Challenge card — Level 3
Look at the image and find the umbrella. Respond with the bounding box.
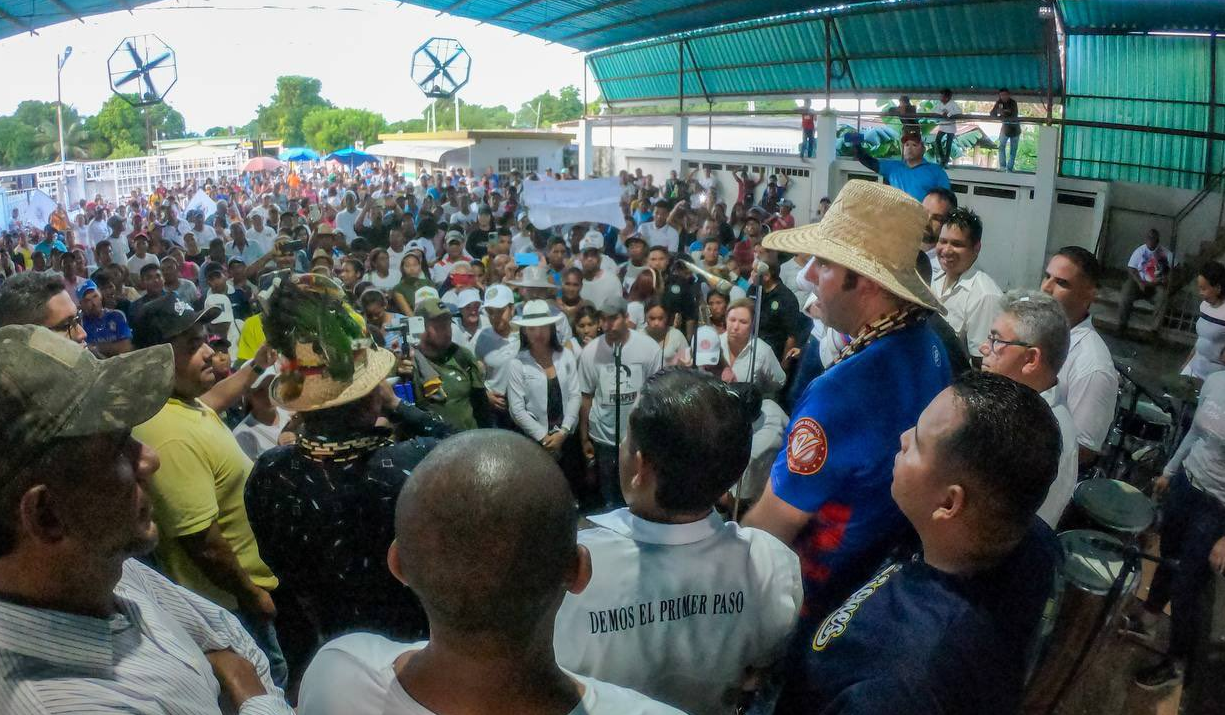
[242,156,284,173]
[325,147,379,169]
[279,147,320,162]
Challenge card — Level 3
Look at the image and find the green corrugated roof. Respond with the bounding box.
[589,0,1058,104]
[1057,0,1225,32]
[1060,33,1223,190]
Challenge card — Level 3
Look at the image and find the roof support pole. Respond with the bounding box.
[1044,14,1054,122]
[678,41,685,114]
[1207,33,1218,185]
[824,17,833,110]
[674,41,687,174]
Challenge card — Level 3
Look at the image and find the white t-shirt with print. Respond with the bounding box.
[297,634,684,715]
[578,332,662,446]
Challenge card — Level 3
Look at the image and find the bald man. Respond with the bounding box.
[297,430,683,715]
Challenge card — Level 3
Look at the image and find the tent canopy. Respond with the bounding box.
[325,147,379,167]
[279,147,320,162]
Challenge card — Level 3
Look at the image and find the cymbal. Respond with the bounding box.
[1160,374,1201,404]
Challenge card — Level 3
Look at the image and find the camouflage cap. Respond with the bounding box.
[0,325,174,467]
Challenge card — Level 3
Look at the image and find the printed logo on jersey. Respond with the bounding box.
[787,417,829,475]
[812,563,902,652]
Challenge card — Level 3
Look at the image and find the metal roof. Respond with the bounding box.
[1056,1,1225,33]
[588,0,1058,105]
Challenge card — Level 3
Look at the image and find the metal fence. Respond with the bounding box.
[0,151,246,207]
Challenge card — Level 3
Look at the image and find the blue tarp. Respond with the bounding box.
[279,147,320,162]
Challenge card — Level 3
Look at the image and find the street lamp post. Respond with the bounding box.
[56,46,73,202]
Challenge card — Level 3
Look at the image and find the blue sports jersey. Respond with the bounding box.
[770,319,952,624]
[82,309,132,346]
[876,159,951,202]
[775,520,1060,715]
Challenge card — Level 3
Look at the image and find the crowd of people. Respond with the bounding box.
[0,151,1222,715]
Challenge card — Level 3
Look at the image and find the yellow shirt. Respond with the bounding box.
[133,397,277,609]
[236,313,266,362]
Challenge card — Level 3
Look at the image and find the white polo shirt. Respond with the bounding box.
[554,509,803,715]
[1037,388,1081,527]
[932,265,1002,356]
[298,634,683,715]
[1057,315,1118,453]
[638,222,680,254]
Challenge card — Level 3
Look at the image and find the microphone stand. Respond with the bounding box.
[733,274,766,523]
[613,338,624,480]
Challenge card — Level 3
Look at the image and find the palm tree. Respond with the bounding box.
[32,119,91,163]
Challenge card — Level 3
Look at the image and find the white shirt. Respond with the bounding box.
[935,100,962,134]
[731,399,789,502]
[581,270,625,308]
[932,266,1002,356]
[472,327,520,395]
[1057,316,1118,452]
[87,218,109,248]
[368,270,400,292]
[298,634,682,715]
[719,334,786,397]
[1127,243,1175,284]
[232,409,291,462]
[510,232,535,254]
[638,222,680,254]
[334,208,360,241]
[388,246,410,275]
[779,258,808,307]
[0,559,290,715]
[554,509,803,715]
[578,332,663,446]
[507,348,582,441]
[249,225,276,253]
[192,224,217,247]
[1036,388,1081,528]
[127,252,160,276]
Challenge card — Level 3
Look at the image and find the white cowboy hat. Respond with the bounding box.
[762,180,944,314]
[512,300,564,328]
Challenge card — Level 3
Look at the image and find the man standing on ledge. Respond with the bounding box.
[745,180,953,632]
[853,130,950,203]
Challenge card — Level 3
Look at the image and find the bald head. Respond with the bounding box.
[393,430,578,643]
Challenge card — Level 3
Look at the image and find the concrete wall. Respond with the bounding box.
[1102,180,1224,272]
[463,138,568,175]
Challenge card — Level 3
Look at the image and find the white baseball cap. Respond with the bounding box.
[579,230,604,252]
[483,283,514,310]
[414,285,440,305]
[457,288,482,307]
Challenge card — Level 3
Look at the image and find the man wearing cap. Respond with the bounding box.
[580,231,624,308]
[768,199,797,232]
[431,230,475,284]
[0,269,87,344]
[0,325,294,715]
[620,232,651,293]
[472,283,520,423]
[413,297,491,432]
[246,275,449,647]
[744,180,953,631]
[579,295,664,509]
[79,278,133,356]
[853,130,951,203]
[130,294,288,686]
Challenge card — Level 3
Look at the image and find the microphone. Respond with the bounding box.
[680,255,733,294]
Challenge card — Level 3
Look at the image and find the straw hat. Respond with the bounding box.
[270,340,395,413]
[762,180,944,314]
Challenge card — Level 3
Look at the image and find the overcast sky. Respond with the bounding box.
[0,0,588,133]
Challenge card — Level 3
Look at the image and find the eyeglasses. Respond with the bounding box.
[984,332,1033,355]
[49,311,82,335]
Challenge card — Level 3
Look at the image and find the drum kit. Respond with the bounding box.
[1022,357,1193,713]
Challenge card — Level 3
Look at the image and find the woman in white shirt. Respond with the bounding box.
[1181,261,1225,381]
[641,297,691,367]
[366,248,401,291]
[506,300,586,498]
[719,298,785,397]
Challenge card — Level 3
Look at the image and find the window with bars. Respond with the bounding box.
[498,157,539,173]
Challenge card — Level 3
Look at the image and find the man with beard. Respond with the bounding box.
[0,325,292,714]
[246,273,451,650]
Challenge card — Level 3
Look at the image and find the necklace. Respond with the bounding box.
[834,305,927,365]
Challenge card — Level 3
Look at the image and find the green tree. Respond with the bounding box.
[14,100,77,130]
[205,126,232,137]
[31,119,91,162]
[0,116,37,168]
[256,76,332,146]
[425,98,513,130]
[94,95,186,150]
[108,142,144,160]
[300,107,386,153]
[386,118,428,133]
[517,85,584,128]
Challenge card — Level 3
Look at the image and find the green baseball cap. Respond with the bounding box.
[415,297,453,321]
[0,325,174,464]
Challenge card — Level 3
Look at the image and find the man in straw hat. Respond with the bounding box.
[0,325,293,714]
[245,273,451,648]
[744,180,954,629]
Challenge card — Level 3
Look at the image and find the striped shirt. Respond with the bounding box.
[0,559,292,715]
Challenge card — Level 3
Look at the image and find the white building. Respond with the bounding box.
[369,130,574,180]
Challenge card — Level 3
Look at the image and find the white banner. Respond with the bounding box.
[13,190,56,231]
[184,189,217,219]
[520,177,623,229]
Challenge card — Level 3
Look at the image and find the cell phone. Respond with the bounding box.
[281,239,306,253]
[488,231,498,242]
[407,316,426,337]
[514,252,538,267]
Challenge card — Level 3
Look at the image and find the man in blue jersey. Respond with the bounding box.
[774,372,1062,714]
[744,179,954,630]
[854,130,951,202]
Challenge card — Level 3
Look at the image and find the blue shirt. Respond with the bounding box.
[770,319,952,624]
[82,309,131,345]
[776,521,1059,715]
[876,159,951,202]
[33,239,67,255]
